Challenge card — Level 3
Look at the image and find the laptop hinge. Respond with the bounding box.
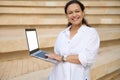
[30,48,39,54]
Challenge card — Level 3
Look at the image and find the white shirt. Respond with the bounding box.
[48,24,100,80]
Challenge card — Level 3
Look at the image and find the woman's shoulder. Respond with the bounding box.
[59,26,70,34]
[57,27,68,37]
[83,25,98,34]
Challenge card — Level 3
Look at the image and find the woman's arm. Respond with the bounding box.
[66,55,80,64]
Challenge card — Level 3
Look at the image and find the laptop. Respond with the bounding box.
[25,29,58,64]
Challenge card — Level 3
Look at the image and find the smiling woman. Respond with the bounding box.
[46,0,100,80]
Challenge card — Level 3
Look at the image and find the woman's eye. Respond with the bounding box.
[76,10,80,13]
[68,12,72,14]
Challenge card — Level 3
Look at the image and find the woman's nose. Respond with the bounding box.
[72,12,77,17]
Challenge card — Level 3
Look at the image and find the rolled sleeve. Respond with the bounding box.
[78,31,100,67]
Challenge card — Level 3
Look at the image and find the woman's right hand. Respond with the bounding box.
[45,53,62,62]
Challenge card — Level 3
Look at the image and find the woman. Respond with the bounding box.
[46,0,100,80]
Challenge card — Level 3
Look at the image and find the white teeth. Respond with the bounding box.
[73,18,78,21]
[72,17,79,21]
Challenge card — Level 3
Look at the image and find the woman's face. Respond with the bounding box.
[66,3,84,26]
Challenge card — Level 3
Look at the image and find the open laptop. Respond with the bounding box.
[25,29,58,64]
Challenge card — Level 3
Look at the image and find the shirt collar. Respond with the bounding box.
[62,25,72,33]
[63,24,88,33]
[77,24,88,32]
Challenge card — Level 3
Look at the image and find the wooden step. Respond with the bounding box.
[0,27,120,52]
[0,51,53,80]
[96,26,120,41]
[0,28,63,52]
[0,1,119,7]
[0,15,119,25]
[97,69,120,80]
[0,26,119,42]
[91,40,120,80]
[0,40,119,80]
[0,7,119,15]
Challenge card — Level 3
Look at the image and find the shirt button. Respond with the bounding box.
[68,41,70,43]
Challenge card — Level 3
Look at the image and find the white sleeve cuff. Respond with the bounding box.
[78,53,87,67]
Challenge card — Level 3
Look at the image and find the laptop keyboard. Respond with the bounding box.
[34,51,47,58]
[31,50,58,63]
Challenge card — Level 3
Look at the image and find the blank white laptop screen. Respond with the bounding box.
[26,31,38,51]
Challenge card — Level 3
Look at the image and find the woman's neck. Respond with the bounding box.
[70,24,82,31]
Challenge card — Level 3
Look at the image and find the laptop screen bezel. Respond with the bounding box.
[25,29,40,54]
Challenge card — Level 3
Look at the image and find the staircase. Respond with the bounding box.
[0,0,120,80]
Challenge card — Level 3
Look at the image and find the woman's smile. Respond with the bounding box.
[72,16,80,22]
